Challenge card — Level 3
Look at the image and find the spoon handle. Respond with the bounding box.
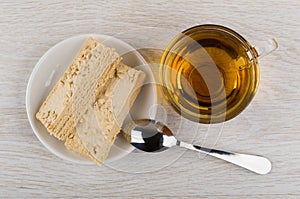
[177,141,272,174]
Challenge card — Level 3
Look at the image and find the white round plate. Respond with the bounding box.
[26,34,157,164]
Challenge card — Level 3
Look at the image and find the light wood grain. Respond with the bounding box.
[0,0,300,198]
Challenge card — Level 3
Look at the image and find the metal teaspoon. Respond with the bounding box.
[122,119,272,174]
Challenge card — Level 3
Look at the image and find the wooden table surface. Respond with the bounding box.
[1,0,299,198]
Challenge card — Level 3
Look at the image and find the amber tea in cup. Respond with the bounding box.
[160,24,277,123]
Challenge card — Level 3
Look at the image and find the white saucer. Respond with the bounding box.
[26,34,157,164]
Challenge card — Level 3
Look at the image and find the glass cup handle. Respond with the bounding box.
[252,38,278,58]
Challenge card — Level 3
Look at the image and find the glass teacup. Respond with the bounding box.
[160,24,278,123]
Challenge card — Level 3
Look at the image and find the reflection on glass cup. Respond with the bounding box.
[160,24,278,123]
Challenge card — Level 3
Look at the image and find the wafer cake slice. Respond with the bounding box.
[66,63,145,163]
